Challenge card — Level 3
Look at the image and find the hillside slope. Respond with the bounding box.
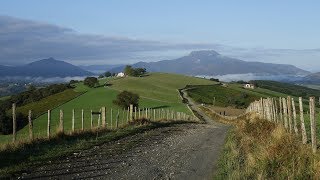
[0,73,214,144]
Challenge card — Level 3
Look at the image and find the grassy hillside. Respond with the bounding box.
[0,73,214,144]
[252,80,320,99]
[187,85,260,108]
[11,89,83,118]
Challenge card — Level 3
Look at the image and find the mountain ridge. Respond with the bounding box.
[0,58,93,77]
[109,50,309,76]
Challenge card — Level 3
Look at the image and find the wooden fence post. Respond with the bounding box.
[287,96,293,133]
[134,107,137,120]
[130,104,133,121]
[282,98,288,129]
[138,108,141,119]
[309,97,317,153]
[145,108,148,119]
[90,110,93,129]
[12,103,16,143]
[116,109,119,128]
[299,97,307,144]
[127,107,130,122]
[98,109,101,128]
[291,98,298,135]
[110,108,113,129]
[101,107,106,128]
[28,110,33,141]
[72,109,75,132]
[279,97,283,124]
[81,109,84,131]
[154,109,156,120]
[47,110,51,138]
[59,109,64,133]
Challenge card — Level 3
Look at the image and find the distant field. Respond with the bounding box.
[109,73,215,112]
[0,73,214,144]
[252,80,320,99]
[12,89,83,118]
[0,96,10,101]
[187,85,261,108]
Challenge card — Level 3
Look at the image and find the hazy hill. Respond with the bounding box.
[110,50,309,76]
[302,72,320,83]
[0,58,93,77]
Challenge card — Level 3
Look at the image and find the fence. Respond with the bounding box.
[246,96,318,153]
[10,104,196,144]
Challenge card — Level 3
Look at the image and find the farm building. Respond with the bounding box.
[116,72,125,77]
[243,83,255,89]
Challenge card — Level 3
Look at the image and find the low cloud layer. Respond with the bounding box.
[0,15,320,71]
[0,15,214,65]
[198,73,304,82]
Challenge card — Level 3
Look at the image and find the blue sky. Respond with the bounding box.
[0,0,320,70]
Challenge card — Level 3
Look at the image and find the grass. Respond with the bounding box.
[252,80,320,99]
[0,96,10,101]
[214,114,320,179]
[12,89,84,118]
[0,120,195,178]
[187,84,261,108]
[0,73,213,145]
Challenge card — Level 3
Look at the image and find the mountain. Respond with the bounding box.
[0,58,94,77]
[110,50,309,76]
[302,72,320,84]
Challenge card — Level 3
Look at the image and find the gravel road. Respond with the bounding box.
[19,90,229,180]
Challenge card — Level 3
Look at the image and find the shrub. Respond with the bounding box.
[113,91,139,109]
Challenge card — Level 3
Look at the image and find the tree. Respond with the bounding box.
[98,74,104,79]
[104,71,112,77]
[113,91,139,109]
[124,65,134,76]
[84,77,99,88]
[123,65,147,77]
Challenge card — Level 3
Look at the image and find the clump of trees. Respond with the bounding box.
[84,77,99,88]
[113,91,139,109]
[124,65,147,77]
[209,78,220,82]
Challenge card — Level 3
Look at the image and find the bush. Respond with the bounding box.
[113,91,139,109]
[84,77,99,88]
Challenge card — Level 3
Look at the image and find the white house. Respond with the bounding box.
[116,72,125,77]
[244,83,255,89]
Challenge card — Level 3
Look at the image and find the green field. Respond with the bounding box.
[0,73,214,144]
[187,85,260,108]
[0,96,10,101]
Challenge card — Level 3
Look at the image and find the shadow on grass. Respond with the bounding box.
[0,119,196,178]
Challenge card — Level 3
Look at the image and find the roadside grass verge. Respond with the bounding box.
[0,119,196,178]
[215,115,320,179]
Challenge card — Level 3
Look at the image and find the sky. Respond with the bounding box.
[0,0,320,71]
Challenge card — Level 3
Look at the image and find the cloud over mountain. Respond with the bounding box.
[0,15,214,65]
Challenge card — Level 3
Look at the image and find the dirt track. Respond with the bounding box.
[19,90,229,179]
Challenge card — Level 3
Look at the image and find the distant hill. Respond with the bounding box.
[79,64,124,74]
[0,58,93,77]
[302,72,320,84]
[110,50,309,76]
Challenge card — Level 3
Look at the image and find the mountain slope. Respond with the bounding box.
[302,72,320,83]
[0,58,93,77]
[110,50,309,76]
